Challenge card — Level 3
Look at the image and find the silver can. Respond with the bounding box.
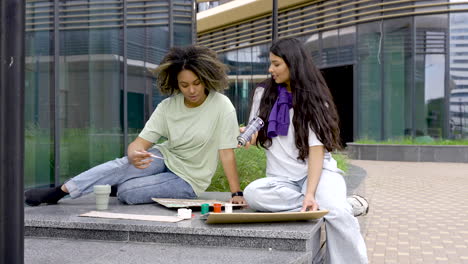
[237,117,264,146]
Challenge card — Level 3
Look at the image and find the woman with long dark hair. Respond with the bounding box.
[26,45,246,206]
[242,38,368,263]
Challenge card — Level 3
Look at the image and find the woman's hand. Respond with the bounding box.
[128,150,152,169]
[230,195,247,205]
[237,127,258,149]
[301,194,319,212]
[127,137,154,169]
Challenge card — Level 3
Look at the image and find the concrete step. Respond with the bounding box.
[25,237,315,264]
[25,192,325,256]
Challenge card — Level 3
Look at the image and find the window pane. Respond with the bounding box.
[339,26,356,64]
[383,18,412,138]
[59,28,123,182]
[174,23,192,46]
[415,15,448,139]
[449,12,468,138]
[237,46,253,124]
[251,43,269,82]
[127,26,169,142]
[25,29,54,188]
[357,22,382,140]
[322,29,339,66]
[304,33,321,66]
[223,50,239,121]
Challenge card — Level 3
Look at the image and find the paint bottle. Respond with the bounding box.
[201,203,210,215]
[224,203,233,213]
[213,203,222,213]
[237,117,264,146]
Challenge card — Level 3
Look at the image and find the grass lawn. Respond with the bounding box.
[207,147,348,192]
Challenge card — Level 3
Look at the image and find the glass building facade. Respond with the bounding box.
[25,0,194,188]
[198,0,468,145]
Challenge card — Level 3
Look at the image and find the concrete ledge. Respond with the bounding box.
[25,193,324,253]
[26,237,313,264]
[347,143,468,163]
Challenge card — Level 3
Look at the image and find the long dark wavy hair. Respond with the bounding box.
[153,45,229,95]
[256,38,341,160]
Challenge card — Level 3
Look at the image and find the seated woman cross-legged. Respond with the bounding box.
[240,38,368,264]
[25,45,246,206]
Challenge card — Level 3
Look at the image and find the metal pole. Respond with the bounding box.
[169,0,174,47]
[444,24,450,139]
[192,0,197,44]
[0,0,25,263]
[272,0,278,42]
[123,0,128,154]
[53,0,60,186]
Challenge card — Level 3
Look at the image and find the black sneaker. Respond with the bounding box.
[24,186,66,206]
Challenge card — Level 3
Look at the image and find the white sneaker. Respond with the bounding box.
[347,194,369,217]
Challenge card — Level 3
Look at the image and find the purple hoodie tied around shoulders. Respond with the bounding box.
[267,85,292,137]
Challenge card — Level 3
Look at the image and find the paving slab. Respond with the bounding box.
[352,160,468,264]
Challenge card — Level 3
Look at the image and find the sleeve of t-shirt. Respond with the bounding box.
[248,86,265,122]
[218,109,239,150]
[138,102,166,143]
[308,127,324,147]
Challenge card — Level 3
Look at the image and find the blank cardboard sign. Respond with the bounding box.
[205,210,329,224]
[152,198,243,208]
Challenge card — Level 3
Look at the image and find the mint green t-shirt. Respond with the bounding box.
[138,91,239,195]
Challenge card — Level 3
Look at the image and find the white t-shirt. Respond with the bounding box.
[249,87,342,181]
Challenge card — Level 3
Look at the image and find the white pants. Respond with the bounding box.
[244,170,368,264]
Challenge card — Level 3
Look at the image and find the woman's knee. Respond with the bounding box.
[244,178,269,203]
[117,190,144,205]
[320,201,353,220]
[116,181,153,204]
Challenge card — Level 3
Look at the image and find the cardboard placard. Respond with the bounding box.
[152,198,243,208]
[80,211,183,223]
[204,210,329,224]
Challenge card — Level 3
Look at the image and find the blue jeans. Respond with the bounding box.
[64,149,196,204]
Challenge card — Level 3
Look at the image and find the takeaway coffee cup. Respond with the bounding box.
[93,185,111,210]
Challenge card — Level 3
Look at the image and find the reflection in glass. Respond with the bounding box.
[174,24,192,46]
[223,49,238,120]
[59,28,124,183]
[304,33,321,66]
[24,0,191,189]
[339,26,356,64]
[322,29,339,66]
[251,44,269,77]
[450,13,468,138]
[237,47,253,124]
[128,26,169,142]
[383,18,412,139]
[25,30,54,188]
[357,22,382,140]
[415,15,447,139]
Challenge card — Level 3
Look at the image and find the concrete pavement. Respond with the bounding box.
[351,160,468,264]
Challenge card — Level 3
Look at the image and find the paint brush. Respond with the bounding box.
[149,153,165,160]
[136,151,165,160]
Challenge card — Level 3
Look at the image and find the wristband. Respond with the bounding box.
[231,191,243,197]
